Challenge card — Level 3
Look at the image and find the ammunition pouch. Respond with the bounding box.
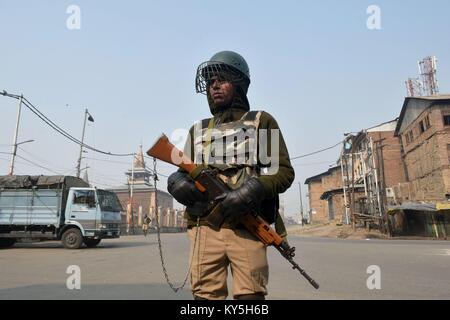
[186,201,210,217]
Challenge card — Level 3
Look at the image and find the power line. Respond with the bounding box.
[88,171,126,185]
[86,154,169,181]
[143,137,342,162]
[1,91,134,157]
[292,160,337,167]
[17,146,74,173]
[15,154,66,175]
[84,157,130,165]
[0,157,65,175]
[12,154,117,188]
[2,91,346,166]
[144,155,175,167]
[18,147,126,184]
[139,154,170,178]
[145,164,169,178]
[87,178,117,188]
[290,141,342,161]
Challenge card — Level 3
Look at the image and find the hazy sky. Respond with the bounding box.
[1,0,449,216]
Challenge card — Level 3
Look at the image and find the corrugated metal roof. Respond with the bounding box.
[304,166,340,185]
[395,95,450,136]
[388,201,445,213]
[366,119,398,132]
[409,95,450,100]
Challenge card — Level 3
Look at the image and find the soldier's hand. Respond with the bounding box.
[220,178,266,222]
[167,171,207,207]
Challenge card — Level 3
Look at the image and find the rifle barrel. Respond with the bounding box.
[277,246,320,290]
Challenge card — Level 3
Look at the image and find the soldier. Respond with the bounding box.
[167,51,295,300]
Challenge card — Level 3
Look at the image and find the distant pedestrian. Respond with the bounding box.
[142,215,151,236]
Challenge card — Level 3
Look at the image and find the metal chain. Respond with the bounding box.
[152,157,200,293]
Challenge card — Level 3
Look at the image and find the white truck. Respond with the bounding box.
[0,175,122,249]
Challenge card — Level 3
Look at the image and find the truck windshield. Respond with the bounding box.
[97,190,123,212]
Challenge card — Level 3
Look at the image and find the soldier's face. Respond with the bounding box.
[209,76,235,108]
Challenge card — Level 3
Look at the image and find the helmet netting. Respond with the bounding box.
[195,61,247,94]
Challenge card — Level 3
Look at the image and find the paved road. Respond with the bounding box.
[0,233,449,300]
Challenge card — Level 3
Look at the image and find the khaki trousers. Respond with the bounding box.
[187,225,268,300]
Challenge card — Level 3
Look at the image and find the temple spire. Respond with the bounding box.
[134,144,146,169]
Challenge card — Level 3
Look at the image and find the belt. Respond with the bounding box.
[187,221,245,230]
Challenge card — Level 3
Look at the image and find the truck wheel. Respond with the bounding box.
[62,228,83,249]
[84,238,101,248]
[0,238,16,248]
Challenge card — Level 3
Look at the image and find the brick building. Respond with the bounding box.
[305,166,343,224]
[304,96,450,238]
[305,119,407,228]
[387,95,450,239]
[340,120,407,230]
[394,95,450,202]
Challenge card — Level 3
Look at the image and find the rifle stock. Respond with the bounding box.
[146,133,319,289]
[147,134,206,192]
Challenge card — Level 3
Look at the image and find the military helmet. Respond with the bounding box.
[195,51,250,94]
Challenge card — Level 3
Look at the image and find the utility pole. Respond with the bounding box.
[376,135,390,235]
[340,149,350,225]
[130,153,135,234]
[350,150,356,230]
[298,182,304,225]
[76,109,94,178]
[8,95,23,175]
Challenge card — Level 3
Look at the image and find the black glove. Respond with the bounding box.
[167,171,206,207]
[220,178,266,224]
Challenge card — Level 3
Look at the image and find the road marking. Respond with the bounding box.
[434,249,450,256]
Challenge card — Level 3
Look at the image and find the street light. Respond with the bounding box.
[80,165,90,184]
[79,165,90,172]
[8,139,35,175]
[76,109,94,178]
[16,139,35,146]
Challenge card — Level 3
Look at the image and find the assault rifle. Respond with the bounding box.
[147,134,319,289]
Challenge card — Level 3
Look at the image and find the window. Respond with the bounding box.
[419,121,425,133]
[421,115,432,133]
[73,190,96,207]
[419,115,432,134]
[425,115,431,129]
[444,115,450,126]
[405,130,414,144]
[97,190,123,212]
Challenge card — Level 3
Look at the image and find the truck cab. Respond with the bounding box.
[63,188,122,248]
